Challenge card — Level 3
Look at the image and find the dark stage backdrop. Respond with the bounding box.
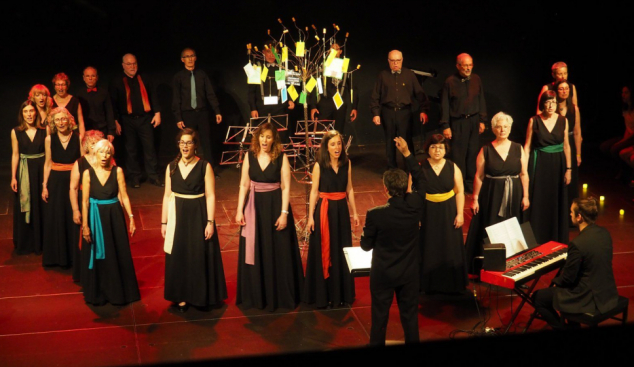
[2,1,629,165]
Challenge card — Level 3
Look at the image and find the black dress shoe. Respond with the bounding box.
[130,178,141,189]
[178,302,189,313]
[149,178,164,187]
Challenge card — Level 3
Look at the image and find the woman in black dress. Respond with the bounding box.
[555,81,582,220]
[161,128,227,312]
[81,139,139,306]
[11,101,47,255]
[525,91,571,244]
[28,84,53,127]
[304,130,360,308]
[465,112,529,274]
[42,107,82,268]
[51,73,85,140]
[235,122,304,311]
[70,130,104,282]
[537,62,578,113]
[419,134,467,293]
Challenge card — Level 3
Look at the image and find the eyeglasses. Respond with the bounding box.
[123,62,137,66]
[545,101,558,106]
[388,59,402,63]
[182,55,196,59]
[53,117,69,123]
[54,83,67,87]
[178,141,195,146]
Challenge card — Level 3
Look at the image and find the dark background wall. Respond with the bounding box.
[2,0,630,164]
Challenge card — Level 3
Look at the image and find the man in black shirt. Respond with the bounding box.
[173,48,222,169]
[370,50,429,169]
[109,53,163,188]
[309,43,358,135]
[76,66,116,142]
[361,137,424,346]
[440,53,487,191]
[532,197,619,329]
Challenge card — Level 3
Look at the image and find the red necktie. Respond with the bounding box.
[87,87,97,92]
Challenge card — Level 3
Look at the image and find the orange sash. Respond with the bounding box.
[52,162,73,171]
[123,75,151,114]
[319,192,347,279]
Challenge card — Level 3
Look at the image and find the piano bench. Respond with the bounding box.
[560,296,629,327]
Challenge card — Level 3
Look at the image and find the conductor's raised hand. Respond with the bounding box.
[394,136,410,156]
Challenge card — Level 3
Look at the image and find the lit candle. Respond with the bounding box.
[620,209,625,216]
[600,196,605,202]
[583,183,588,189]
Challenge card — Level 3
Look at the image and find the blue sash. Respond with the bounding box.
[89,197,120,269]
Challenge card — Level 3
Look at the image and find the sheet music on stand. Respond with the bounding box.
[343,247,372,277]
[485,217,528,258]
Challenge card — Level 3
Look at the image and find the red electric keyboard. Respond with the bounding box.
[480,241,568,289]
[479,241,568,334]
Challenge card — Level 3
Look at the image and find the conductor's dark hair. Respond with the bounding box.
[383,169,408,197]
[318,130,348,169]
[572,197,599,224]
[423,134,450,155]
[538,90,557,111]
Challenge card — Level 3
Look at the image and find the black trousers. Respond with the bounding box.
[120,114,159,181]
[315,99,349,135]
[182,109,215,167]
[449,115,480,185]
[370,278,420,346]
[532,287,565,329]
[381,106,413,169]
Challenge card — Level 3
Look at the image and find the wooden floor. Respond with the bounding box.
[0,144,632,366]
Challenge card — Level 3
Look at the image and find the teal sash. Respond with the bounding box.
[89,197,120,269]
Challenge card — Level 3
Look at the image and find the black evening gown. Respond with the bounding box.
[563,103,579,221]
[42,132,81,267]
[82,167,140,305]
[236,151,304,311]
[52,96,81,125]
[13,128,46,255]
[73,156,92,282]
[303,161,355,307]
[419,159,467,293]
[527,115,569,244]
[465,142,524,274]
[164,159,227,307]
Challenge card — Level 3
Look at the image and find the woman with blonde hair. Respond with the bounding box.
[42,107,82,268]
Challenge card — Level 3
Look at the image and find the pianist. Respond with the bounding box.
[532,197,619,329]
[361,137,425,346]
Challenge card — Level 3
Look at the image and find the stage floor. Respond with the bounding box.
[1,144,632,366]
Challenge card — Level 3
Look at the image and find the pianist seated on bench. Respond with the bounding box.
[532,197,619,330]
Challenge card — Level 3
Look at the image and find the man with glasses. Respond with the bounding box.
[370,50,429,169]
[439,53,487,193]
[109,53,163,188]
[172,48,222,175]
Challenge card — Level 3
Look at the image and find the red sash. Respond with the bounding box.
[319,192,347,279]
[123,75,151,114]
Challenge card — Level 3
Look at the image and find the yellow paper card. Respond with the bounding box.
[287,85,299,101]
[305,77,317,93]
[248,66,261,84]
[342,58,350,73]
[333,91,343,110]
[261,65,269,82]
[325,49,337,67]
[282,47,288,62]
[296,42,305,57]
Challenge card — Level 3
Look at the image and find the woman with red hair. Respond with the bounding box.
[51,73,85,140]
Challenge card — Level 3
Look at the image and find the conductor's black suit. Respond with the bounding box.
[361,154,424,346]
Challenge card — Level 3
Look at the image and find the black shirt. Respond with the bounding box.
[247,63,285,112]
[172,68,221,121]
[440,73,487,129]
[76,86,115,135]
[370,67,429,116]
[109,72,160,120]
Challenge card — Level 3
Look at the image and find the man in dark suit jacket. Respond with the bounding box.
[533,197,619,329]
[361,137,424,346]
